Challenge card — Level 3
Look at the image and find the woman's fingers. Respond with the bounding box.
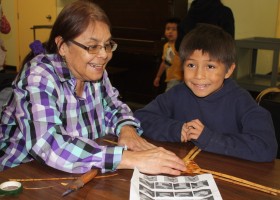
[118,147,186,175]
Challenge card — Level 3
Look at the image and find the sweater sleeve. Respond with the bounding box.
[193,94,278,162]
[134,92,184,142]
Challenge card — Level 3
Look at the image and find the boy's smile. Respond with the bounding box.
[183,50,235,97]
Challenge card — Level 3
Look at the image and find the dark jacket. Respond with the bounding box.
[176,0,235,50]
[134,79,278,162]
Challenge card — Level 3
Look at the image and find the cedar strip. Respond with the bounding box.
[10,173,118,182]
[95,173,118,179]
[183,146,199,162]
[189,148,201,160]
[10,177,77,182]
[24,186,55,190]
[200,169,280,195]
[210,174,277,196]
[102,139,118,145]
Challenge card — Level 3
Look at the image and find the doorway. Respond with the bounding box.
[16,0,56,71]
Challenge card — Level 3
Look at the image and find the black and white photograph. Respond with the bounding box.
[193,189,212,197]
[139,192,154,200]
[174,182,191,190]
[140,177,155,189]
[191,180,209,189]
[143,175,158,182]
[184,175,199,182]
[174,191,193,197]
[164,176,178,183]
[139,184,155,197]
[155,182,173,190]
[156,191,175,198]
[200,196,215,200]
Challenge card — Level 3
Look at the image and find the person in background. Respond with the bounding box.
[135,24,278,162]
[153,18,183,92]
[0,0,15,112]
[0,0,11,73]
[0,0,186,175]
[176,0,234,50]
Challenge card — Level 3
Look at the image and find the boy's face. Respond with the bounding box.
[183,50,235,97]
[165,23,178,42]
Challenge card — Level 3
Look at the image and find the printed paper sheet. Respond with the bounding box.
[130,168,223,200]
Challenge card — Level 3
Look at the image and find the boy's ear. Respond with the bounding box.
[225,63,236,79]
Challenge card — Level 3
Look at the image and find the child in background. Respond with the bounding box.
[135,24,278,162]
[153,18,183,92]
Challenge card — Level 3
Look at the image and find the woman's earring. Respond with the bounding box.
[60,55,68,68]
[62,55,67,64]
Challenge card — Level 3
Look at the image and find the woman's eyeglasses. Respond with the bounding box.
[69,40,118,54]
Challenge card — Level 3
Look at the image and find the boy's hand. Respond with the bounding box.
[153,77,160,87]
[181,119,204,142]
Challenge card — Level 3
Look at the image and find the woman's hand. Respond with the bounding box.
[118,125,155,151]
[118,147,186,175]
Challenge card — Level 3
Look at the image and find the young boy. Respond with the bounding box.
[135,24,278,162]
[153,18,183,92]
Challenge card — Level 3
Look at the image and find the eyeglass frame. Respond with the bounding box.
[69,39,118,54]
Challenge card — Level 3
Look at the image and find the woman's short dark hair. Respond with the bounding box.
[46,0,111,53]
[20,0,111,71]
[179,23,236,70]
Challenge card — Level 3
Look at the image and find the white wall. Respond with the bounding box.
[223,0,279,74]
[223,0,279,39]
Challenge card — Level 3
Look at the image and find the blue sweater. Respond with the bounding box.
[134,79,278,162]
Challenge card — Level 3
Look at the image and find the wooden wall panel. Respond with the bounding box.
[94,0,188,104]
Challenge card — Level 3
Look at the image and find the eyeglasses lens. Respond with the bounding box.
[88,42,117,54]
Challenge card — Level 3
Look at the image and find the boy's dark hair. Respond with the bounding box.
[179,23,236,70]
[165,17,181,25]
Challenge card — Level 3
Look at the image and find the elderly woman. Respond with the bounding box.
[0,0,186,175]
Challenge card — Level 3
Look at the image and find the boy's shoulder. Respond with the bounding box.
[163,42,176,52]
[221,79,254,102]
[163,42,170,47]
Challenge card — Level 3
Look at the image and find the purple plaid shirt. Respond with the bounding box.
[0,54,142,173]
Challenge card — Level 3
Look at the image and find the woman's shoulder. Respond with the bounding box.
[18,54,67,84]
[224,79,257,106]
[29,54,71,80]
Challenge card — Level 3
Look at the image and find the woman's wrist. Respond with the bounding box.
[117,150,133,170]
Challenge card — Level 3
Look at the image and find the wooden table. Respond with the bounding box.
[0,135,279,200]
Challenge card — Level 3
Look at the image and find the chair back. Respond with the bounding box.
[256,86,280,159]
